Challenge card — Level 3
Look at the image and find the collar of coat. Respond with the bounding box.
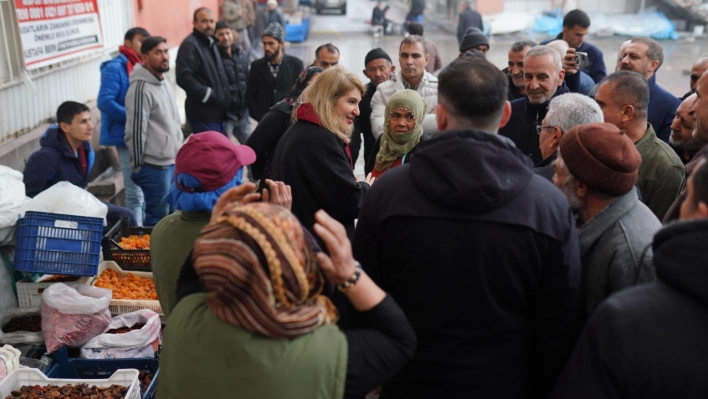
[578,189,638,255]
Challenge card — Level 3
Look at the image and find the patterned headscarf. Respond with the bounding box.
[192,202,338,339]
[375,90,427,172]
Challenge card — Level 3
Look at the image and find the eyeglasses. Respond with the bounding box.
[536,125,556,135]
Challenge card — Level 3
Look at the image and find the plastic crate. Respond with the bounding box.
[102,218,152,271]
[0,368,141,399]
[15,211,103,276]
[92,262,165,323]
[17,277,91,307]
[51,347,159,399]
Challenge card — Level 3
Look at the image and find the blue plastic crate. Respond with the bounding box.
[15,211,103,276]
[51,347,159,399]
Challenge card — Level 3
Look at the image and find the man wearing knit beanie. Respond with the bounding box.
[553,122,661,316]
[459,27,489,57]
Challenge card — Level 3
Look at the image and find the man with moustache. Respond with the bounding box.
[680,56,708,100]
[670,94,702,165]
[503,40,537,101]
[351,48,395,169]
[246,23,304,122]
[176,7,231,134]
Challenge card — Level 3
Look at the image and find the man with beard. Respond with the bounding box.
[680,56,708,100]
[503,40,536,101]
[552,123,659,317]
[215,21,251,144]
[351,48,395,169]
[670,94,702,164]
[176,7,231,134]
[595,71,684,221]
[246,23,304,122]
[125,37,183,226]
[499,45,569,164]
[618,36,680,143]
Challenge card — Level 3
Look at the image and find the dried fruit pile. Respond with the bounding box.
[5,383,128,399]
[94,270,157,300]
[138,372,154,394]
[118,235,150,250]
[3,316,41,333]
[106,324,146,335]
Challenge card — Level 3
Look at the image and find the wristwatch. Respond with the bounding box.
[337,261,363,292]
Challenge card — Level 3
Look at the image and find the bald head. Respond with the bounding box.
[690,56,708,94]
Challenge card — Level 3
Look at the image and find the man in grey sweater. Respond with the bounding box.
[553,122,660,316]
[125,36,182,226]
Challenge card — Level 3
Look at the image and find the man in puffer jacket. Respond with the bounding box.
[125,37,182,227]
[215,21,251,143]
[370,35,438,137]
[97,27,149,226]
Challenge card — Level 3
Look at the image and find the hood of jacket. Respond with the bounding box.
[100,54,127,72]
[40,125,95,177]
[129,63,163,85]
[653,219,708,308]
[410,129,534,213]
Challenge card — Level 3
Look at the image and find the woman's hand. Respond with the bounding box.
[262,179,293,210]
[313,210,357,285]
[365,173,376,186]
[211,182,260,223]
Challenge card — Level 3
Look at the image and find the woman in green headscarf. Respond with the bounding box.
[366,90,430,178]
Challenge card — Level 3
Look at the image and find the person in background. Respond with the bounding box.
[220,0,253,55]
[458,27,489,56]
[352,48,395,172]
[546,39,593,95]
[499,45,570,164]
[407,23,441,74]
[23,101,137,230]
[215,21,251,144]
[553,123,659,316]
[404,0,425,31]
[98,27,149,226]
[550,152,708,399]
[372,1,388,35]
[366,90,429,178]
[312,43,340,69]
[354,57,582,399]
[595,71,684,220]
[681,55,708,100]
[246,23,304,121]
[176,7,231,134]
[503,40,537,101]
[125,36,182,227]
[535,93,603,180]
[247,66,323,183]
[670,94,702,165]
[619,36,680,143]
[265,0,286,28]
[457,1,483,45]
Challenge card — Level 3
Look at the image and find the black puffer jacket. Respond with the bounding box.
[220,44,249,117]
[176,30,231,122]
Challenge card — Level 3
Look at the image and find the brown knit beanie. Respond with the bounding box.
[559,122,641,196]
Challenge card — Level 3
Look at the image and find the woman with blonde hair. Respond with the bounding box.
[271,66,375,243]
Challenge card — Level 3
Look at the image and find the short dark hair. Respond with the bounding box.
[141,36,167,54]
[57,101,89,127]
[124,27,149,42]
[600,71,650,120]
[400,35,428,56]
[438,58,509,130]
[691,153,708,208]
[193,7,213,21]
[630,36,665,70]
[215,20,231,32]
[563,9,590,29]
[315,43,339,58]
[407,22,424,36]
[510,40,537,53]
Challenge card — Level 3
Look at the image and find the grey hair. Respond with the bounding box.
[545,93,604,134]
[524,45,562,73]
[400,34,428,56]
[510,40,537,53]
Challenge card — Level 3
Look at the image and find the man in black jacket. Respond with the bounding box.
[499,45,571,164]
[353,57,582,399]
[550,153,708,399]
[176,7,231,134]
[215,21,251,143]
[457,1,483,45]
[245,23,304,122]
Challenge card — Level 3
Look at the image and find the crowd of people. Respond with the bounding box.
[16,4,708,398]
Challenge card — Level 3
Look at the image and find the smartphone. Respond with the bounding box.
[575,52,589,69]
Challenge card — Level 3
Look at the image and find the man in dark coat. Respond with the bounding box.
[353,57,582,399]
[502,40,536,101]
[499,45,572,164]
[176,7,231,134]
[550,153,708,399]
[215,21,251,143]
[245,23,304,121]
[457,1,483,45]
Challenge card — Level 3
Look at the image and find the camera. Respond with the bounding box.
[575,52,589,69]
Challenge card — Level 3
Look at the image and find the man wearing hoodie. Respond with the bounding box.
[23,101,136,230]
[98,27,149,226]
[125,36,182,227]
[550,153,708,399]
[353,57,582,399]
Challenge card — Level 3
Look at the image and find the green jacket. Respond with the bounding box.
[158,293,348,399]
[150,211,210,319]
[634,125,685,220]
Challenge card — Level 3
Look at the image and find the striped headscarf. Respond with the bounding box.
[192,202,338,339]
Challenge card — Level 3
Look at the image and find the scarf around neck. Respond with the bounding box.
[297,103,354,170]
[375,90,426,172]
[119,46,141,75]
